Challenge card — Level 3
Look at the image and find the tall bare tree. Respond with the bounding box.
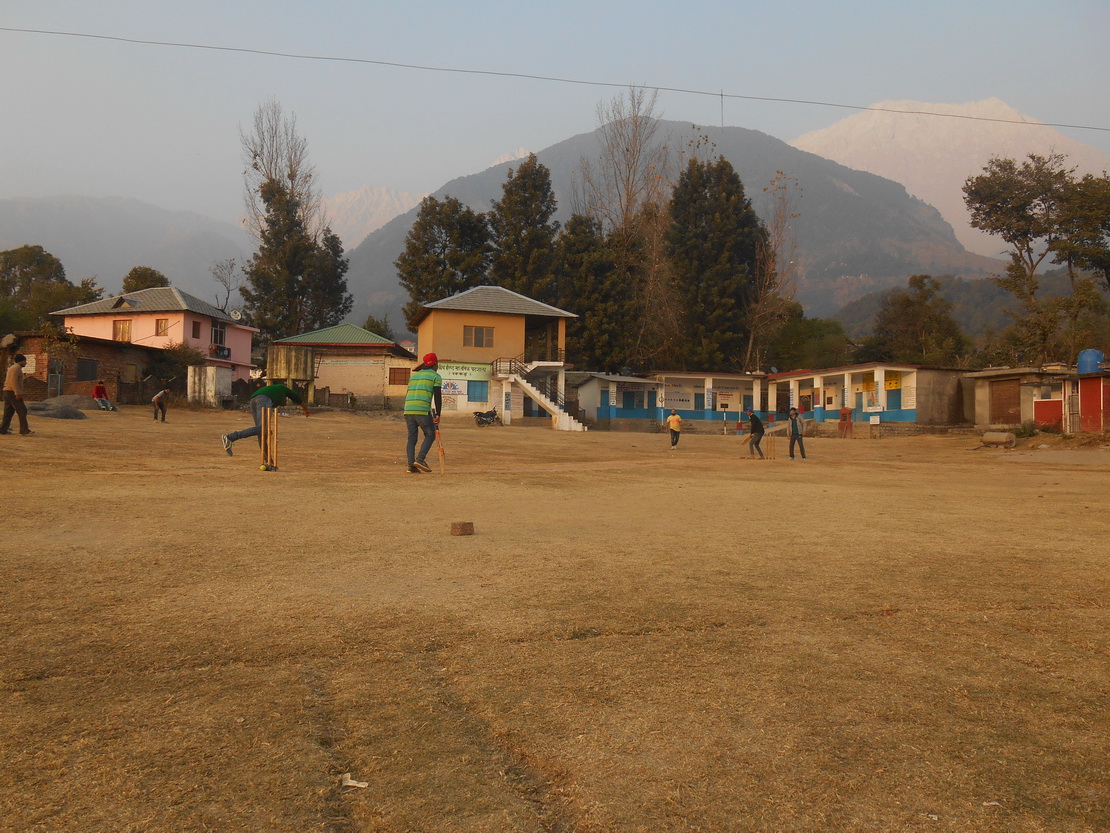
[209,258,241,312]
[578,86,672,235]
[744,172,802,369]
[240,99,325,241]
[577,87,683,369]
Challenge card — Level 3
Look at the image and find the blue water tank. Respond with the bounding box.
[1077,349,1104,375]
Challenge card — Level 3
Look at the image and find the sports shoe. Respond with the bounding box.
[407,464,422,474]
[221,435,233,456]
[413,460,432,473]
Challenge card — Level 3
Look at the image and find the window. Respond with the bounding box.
[124,363,141,383]
[76,358,98,382]
[463,325,494,348]
[191,321,201,339]
[211,320,226,346]
[155,318,168,336]
[467,380,489,402]
[388,367,410,386]
[113,320,132,342]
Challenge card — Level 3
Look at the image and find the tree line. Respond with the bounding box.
[5,95,1108,375]
[397,89,802,373]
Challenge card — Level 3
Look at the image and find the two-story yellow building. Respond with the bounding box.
[412,286,585,430]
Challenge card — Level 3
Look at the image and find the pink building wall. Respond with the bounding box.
[64,312,257,382]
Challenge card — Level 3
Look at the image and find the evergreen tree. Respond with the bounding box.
[363,313,395,341]
[553,214,628,371]
[396,195,492,331]
[1,244,102,332]
[487,154,559,301]
[667,156,764,370]
[861,275,970,365]
[241,181,351,340]
[765,302,854,371]
[302,227,353,331]
[121,266,170,293]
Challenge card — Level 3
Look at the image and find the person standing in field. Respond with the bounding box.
[744,406,765,460]
[152,387,171,422]
[1,353,33,436]
[221,382,309,455]
[403,353,442,474]
[788,407,807,461]
[665,408,683,450]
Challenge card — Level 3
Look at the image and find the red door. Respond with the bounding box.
[1079,377,1102,432]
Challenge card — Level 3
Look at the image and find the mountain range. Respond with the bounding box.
[6,100,1106,337]
[345,119,1004,330]
[792,98,1110,257]
[0,195,253,307]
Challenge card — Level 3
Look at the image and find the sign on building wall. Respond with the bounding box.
[903,386,917,409]
[885,371,902,390]
[442,380,467,396]
[440,362,491,381]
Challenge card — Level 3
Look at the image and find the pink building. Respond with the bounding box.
[53,286,257,382]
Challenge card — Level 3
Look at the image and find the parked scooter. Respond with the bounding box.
[474,407,502,427]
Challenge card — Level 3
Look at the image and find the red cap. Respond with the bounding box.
[422,352,438,366]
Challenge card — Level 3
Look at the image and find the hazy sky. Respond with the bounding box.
[3,0,1108,225]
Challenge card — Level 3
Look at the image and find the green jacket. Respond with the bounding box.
[251,384,303,406]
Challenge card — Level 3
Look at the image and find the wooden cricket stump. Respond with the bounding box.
[766,433,777,460]
[260,407,278,471]
[450,522,475,536]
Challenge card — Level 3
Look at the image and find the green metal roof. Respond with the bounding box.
[274,323,395,345]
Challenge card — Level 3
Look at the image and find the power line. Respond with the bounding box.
[3,25,1107,135]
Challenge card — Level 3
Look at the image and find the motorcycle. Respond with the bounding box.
[474,407,502,427]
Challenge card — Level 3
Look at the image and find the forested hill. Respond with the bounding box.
[833,271,1109,339]
[346,120,1002,333]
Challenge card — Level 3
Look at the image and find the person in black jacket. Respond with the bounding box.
[744,406,765,459]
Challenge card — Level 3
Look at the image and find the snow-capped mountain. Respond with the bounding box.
[791,98,1110,257]
[321,185,426,251]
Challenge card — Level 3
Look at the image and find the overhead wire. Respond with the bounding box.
[1,25,1107,135]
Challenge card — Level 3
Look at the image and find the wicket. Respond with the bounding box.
[260,407,278,471]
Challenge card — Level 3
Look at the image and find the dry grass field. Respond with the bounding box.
[1,405,1107,833]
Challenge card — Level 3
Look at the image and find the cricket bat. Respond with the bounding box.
[434,414,445,475]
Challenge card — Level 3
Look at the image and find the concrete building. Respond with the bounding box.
[768,362,973,430]
[967,350,1110,432]
[413,286,585,430]
[53,286,257,383]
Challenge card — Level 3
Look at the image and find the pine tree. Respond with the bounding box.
[553,214,628,371]
[667,156,764,371]
[395,196,492,331]
[241,181,351,340]
[1,244,102,331]
[487,154,559,301]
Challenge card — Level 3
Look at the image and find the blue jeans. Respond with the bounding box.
[227,395,272,446]
[405,413,435,465]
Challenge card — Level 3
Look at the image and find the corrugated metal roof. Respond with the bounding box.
[423,286,576,319]
[275,323,394,345]
[52,286,236,322]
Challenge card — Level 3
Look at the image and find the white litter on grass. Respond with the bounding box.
[341,773,368,789]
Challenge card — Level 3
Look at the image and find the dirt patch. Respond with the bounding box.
[1,407,1107,832]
